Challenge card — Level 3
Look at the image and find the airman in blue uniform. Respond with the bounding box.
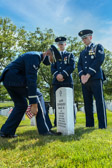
[78,29,107,129]
[0,50,61,137]
[51,37,75,126]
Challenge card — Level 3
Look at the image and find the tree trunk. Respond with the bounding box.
[49,85,55,108]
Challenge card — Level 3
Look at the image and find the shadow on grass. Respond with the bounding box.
[0,127,95,150]
[75,127,95,139]
[18,124,30,127]
[19,127,96,150]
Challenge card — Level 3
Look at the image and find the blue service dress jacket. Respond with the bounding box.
[51,51,75,85]
[0,51,50,104]
[78,43,105,80]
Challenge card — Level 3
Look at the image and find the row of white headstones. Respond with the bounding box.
[0,87,112,135]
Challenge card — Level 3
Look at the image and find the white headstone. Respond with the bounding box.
[56,87,74,135]
[80,101,97,113]
[31,116,36,126]
[74,103,77,123]
[106,101,112,111]
[80,106,85,113]
[0,108,10,117]
[22,115,25,120]
[93,101,97,113]
[0,107,25,120]
[49,107,54,115]
[74,103,77,114]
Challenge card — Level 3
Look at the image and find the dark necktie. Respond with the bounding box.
[86,46,90,51]
[61,52,64,56]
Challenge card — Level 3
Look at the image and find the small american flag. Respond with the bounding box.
[8,108,13,114]
[8,105,33,119]
[25,105,34,119]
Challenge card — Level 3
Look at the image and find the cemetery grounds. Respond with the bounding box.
[0,102,112,168]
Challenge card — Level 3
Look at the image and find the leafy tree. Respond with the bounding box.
[0,18,18,101]
[16,27,28,53]
[0,17,112,105]
[34,28,55,106]
[102,49,112,100]
[0,85,8,101]
[18,27,55,106]
[0,17,18,70]
[66,36,84,109]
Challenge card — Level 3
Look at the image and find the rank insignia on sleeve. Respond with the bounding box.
[98,50,104,54]
[33,65,38,70]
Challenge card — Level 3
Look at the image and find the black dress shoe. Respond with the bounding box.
[42,131,53,136]
[0,131,17,138]
[42,130,62,136]
[50,130,62,135]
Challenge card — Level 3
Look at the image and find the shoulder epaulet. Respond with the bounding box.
[93,44,104,56]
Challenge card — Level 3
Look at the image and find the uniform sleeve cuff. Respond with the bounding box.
[88,67,96,76]
[29,97,38,104]
[53,71,58,78]
[61,70,69,79]
[78,70,83,77]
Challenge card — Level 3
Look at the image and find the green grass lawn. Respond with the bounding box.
[0,101,14,109]
[0,111,112,168]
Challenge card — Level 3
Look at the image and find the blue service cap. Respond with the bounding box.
[49,45,62,61]
[78,29,93,39]
[55,36,67,44]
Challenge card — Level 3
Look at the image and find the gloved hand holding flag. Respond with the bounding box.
[25,105,34,119]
